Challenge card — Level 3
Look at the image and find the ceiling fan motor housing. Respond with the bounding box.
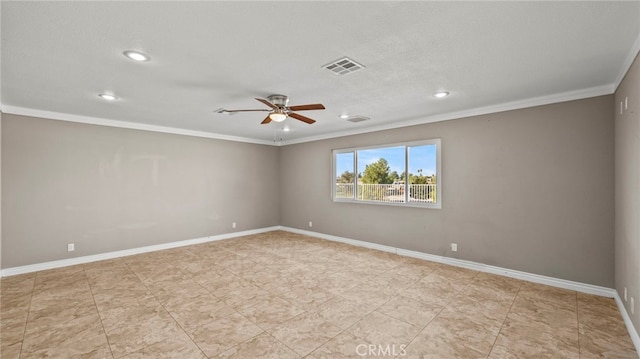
[267,94,289,108]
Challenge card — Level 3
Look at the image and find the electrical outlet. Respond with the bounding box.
[67,243,75,252]
[451,243,457,252]
[624,287,628,302]
[232,222,236,229]
[309,221,313,228]
[631,297,635,315]
[625,96,628,110]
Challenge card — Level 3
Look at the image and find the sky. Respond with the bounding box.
[336,144,437,178]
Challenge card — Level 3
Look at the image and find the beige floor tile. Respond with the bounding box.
[348,311,422,350]
[86,270,141,290]
[217,332,298,358]
[1,320,27,349]
[339,282,397,308]
[146,278,210,305]
[237,295,305,330]
[30,279,94,309]
[507,294,578,335]
[189,312,264,357]
[489,317,580,358]
[472,272,522,292]
[405,331,487,359]
[92,285,154,309]
[218,283,274,310]
[518,281,577,310]
[25,299,99,334]
[409,308,502,358]
[100,301,184,358]
[277,284,334,311]
[118,336,206,358]
[579,329,638,359]
[1,275,36,303]
[401,273,469,307]
[310,295,377,330]
[98,296,165,327]
[1,231,637,358]
[130,265,188,284]
[306,331,369,359]
[165,293,236,332]
[578,306,636,359]
[310,311,418,359]
[268,311,343,356]
[21,315,111,358]
[434,265,480,281]
[0,341,23,359]
[376,295,443,327]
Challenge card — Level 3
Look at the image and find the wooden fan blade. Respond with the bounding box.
[261,115,272,124]
[223,109,270,112]
[289,112,316,124]
[288,104,325,111]
[255,98,277,109]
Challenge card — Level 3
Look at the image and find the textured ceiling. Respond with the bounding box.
[2,1,639,144]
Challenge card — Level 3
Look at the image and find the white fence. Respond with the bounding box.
[336,183,436,203]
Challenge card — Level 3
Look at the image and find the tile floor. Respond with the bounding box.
[1,230,637,358]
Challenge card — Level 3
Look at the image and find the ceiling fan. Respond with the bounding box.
[218,94,325,124]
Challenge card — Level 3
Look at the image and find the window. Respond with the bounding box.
[333,139,441,208]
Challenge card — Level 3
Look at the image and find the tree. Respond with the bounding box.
[389,171,399,183]
[338,171,354,183]
[410,169,428,184]
[362,158,392,184]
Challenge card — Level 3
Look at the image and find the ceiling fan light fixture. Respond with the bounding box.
[269,111,287,122]
[123,50,150,62]
[98,93,118,101]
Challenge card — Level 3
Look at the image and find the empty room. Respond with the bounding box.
[1,1,639,358]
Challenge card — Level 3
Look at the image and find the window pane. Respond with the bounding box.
[356,146,405,203]
[408,144,437,203]
[335,152,355,199]
[332,139,440,208]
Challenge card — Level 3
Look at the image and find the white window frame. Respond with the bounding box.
[332,139,441,209]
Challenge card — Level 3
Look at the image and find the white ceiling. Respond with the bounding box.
[2,1,639,145]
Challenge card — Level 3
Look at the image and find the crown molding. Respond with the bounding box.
[280,84,615,145]
[1,83,615,148]
[614,31,640,91]
[0,105,275,146]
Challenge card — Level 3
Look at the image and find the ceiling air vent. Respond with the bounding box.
[346,115,370,123]
[323,57,365,75]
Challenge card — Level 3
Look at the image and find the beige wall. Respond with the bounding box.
[1,114,281,268]
[0,111,3,271]
[615,52,640,334]
[280,95,615,287]
[0,95,618,289]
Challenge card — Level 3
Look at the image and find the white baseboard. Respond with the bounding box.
[282,226,398,254]
[0,226,280,277]
[281,226,639,355]
[281,226,615,297]
[2,225,638,356]
[614,292,640,355]
[396,248,616,298]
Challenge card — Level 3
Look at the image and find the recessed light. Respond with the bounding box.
[123,50,150,62]
[339,114,349,119]
[434,91,450,98]
[283,127,291,132]
[98,93,118,101]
